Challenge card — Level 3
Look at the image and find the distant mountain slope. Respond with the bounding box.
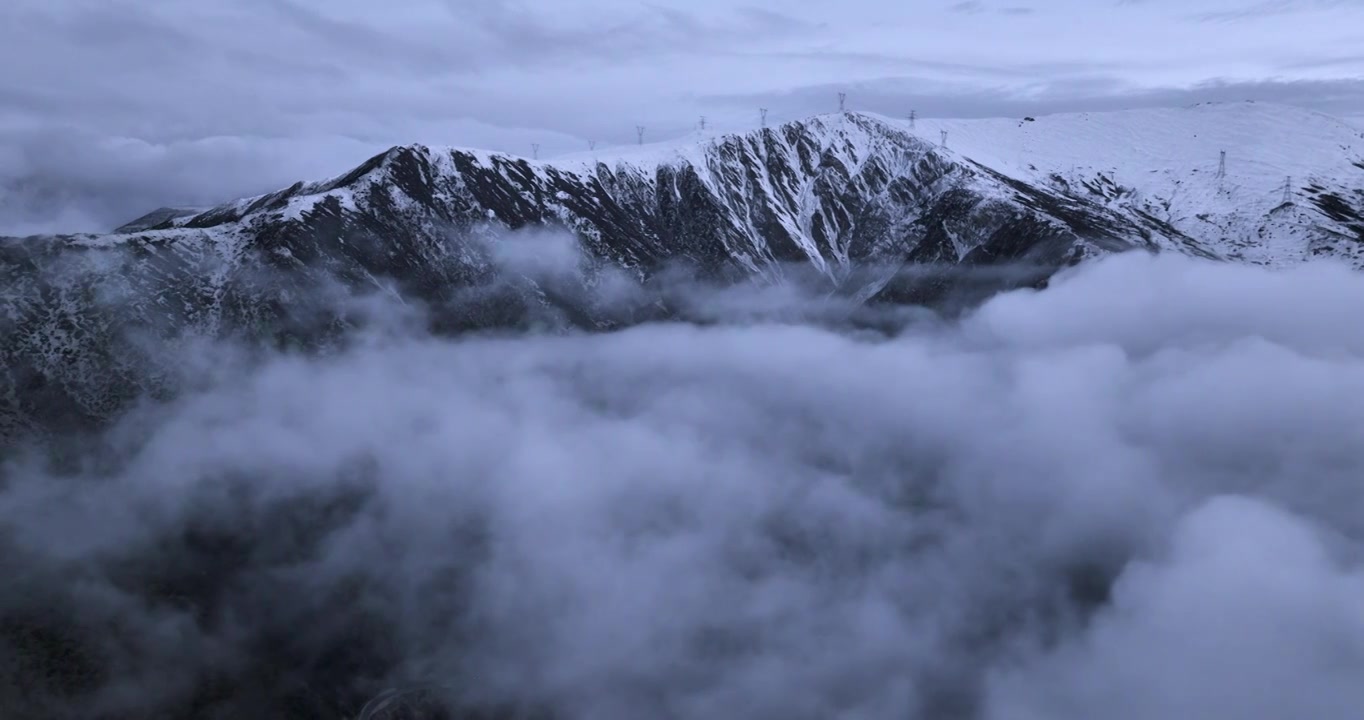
[911,102,1364,266]
[3,103,1363,437]
[113,206,205,233]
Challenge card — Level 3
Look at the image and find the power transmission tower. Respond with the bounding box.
[760,108,768,128]
[1217,150,1226,179]
[699,116,707,132]
[636,126,646,145]
[589,140,597,151]
[1283,176,1293,204]
[838,92,847,112]
[531,143,540,160]
[909,110,916,130]
[940,130,948,148]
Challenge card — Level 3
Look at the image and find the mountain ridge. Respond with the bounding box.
[74,102,1364,272]
[3,103,1363,437]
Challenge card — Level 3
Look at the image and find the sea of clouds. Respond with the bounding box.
[3,250,1364,718]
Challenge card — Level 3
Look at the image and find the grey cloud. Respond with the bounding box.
[0,1,814,141]
[5,251,1364,716]
[0,111,607,236]
[0,129,389,236]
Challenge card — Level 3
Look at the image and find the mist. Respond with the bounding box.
[3,250,1364,719]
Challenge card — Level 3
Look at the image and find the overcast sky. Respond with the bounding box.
[4,0,1364,234]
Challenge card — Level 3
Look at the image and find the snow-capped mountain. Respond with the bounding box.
[3,102,1362,437]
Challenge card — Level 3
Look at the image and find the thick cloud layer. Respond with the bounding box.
[3,252,1364,718]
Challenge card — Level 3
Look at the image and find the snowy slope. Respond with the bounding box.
[559,104,1363,269]
[906,102,1364,266]
[517,101,1364,270]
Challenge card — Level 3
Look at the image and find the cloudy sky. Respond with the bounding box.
[4,0,1364,234]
